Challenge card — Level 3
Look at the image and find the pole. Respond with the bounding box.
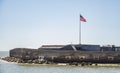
[79,16,81,45]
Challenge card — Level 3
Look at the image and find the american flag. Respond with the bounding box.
[80,15,86,22]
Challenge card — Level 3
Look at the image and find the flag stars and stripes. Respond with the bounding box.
[80,15,86,22]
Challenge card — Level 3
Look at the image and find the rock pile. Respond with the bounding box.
[2,57,23,63]
[1,57,48,64]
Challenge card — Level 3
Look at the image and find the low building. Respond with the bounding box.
[38,45,65,50]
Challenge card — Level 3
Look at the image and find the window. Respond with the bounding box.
[51,56,57,60]
[79,56,85,59]
[108,56,114,60]
[94,56,99,60]
[65,56,71,59]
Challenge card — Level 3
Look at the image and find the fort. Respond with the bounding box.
[3,44,120,66]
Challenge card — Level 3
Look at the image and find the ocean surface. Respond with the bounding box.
[0,51,120,73]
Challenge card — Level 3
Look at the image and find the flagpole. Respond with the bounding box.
[79,14,86,46]
[79,15,81,45]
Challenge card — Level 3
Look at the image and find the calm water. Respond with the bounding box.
[0,51,120,73]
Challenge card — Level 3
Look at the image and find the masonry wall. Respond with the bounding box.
[10,48,120,63]
[10,48,39,60]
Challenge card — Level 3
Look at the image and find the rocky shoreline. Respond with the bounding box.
[1,57,47,64]
[1,57,23,63]
[1,57,120,67]
[0,57,90,66]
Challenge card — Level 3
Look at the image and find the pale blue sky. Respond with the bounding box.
[0,0,120,51]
